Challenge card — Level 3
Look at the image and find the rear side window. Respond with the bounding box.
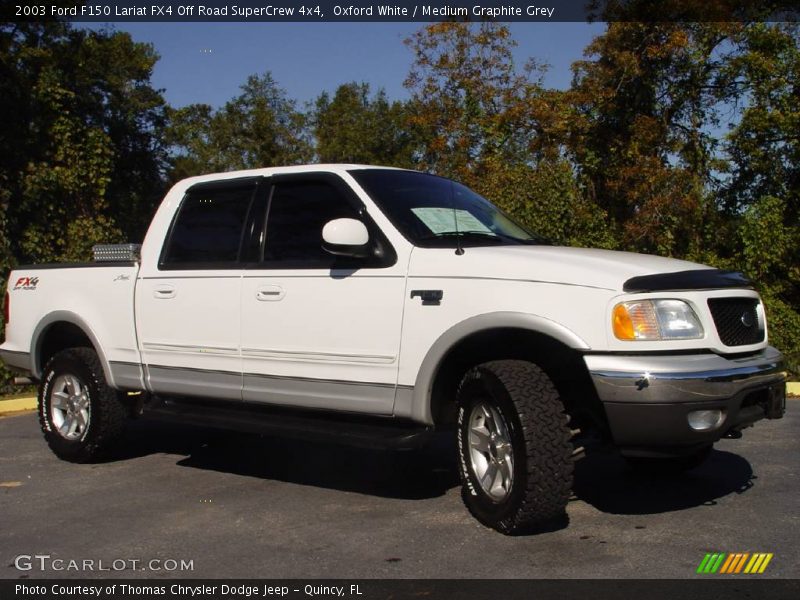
[161,184,255,268]
[263,181,360,266]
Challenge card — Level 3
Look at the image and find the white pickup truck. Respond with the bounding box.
[1,164,787,534]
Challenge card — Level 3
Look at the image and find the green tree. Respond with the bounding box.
[568,22,745,256]
[313,82,413,166]
[569,19,800,373]
[0,23,168,255]
[0,21,168,392]
[404,22,548,178]
[722,24,800,373]
[403,23,614,247]
[166,72,311,180]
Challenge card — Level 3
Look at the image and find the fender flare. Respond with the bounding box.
[407,312,590,425]
[30,311,116,387]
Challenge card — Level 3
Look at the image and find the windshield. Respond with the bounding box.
[349,169,541,248]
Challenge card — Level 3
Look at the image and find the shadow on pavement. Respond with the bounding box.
[111,419,755,512]
[111,418,461,500]
[572,448,755,514]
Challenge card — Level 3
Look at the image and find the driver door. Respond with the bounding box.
[240,173,407,414]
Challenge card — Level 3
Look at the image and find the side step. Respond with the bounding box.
[142,397,434,450]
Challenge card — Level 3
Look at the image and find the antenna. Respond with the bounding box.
[451,181,464,255]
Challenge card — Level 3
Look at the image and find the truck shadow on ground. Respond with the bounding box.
[571,448,755,514]
[113,419,756,511]
[114,419,460,500]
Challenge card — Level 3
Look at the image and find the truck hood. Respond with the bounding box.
[409,245,708,291]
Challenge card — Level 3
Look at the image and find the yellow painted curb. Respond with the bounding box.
[787,382,800,397]
[0,396,37,414]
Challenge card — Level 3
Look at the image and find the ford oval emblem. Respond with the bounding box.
[740,312,754,327]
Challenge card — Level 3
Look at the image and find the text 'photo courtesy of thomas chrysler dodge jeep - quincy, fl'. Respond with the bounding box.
[0,164,787,534]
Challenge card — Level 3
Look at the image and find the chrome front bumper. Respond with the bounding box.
[585,347,786,455]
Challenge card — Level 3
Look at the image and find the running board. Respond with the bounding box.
[142,397,434,450]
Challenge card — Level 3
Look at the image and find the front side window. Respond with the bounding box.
[161,184,255,268]
[263,180,360,266]
[349,169,540,248]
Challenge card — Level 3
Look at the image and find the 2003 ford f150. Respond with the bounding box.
[0,164,787,534]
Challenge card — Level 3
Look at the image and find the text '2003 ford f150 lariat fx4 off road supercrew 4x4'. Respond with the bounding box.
[0,165,787,534]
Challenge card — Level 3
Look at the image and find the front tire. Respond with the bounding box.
[456,360,573,535]
[39,348,127,463]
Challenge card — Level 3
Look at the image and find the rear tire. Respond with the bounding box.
[456,360,573,535]
[38,348,127,463]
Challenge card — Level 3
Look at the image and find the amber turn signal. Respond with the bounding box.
[612,303,635,340]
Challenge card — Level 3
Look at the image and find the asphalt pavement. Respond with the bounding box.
[0,406,797,579]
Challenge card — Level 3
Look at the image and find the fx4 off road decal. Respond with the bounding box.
[13,276,39,291]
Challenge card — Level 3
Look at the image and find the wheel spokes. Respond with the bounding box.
[481,462,499,490]
[479,404,497,433]
[469,426,492,454]
[59,416,75,436]
[51,391,69,410]
[468,400,515,501]
[75,409,89,430]
[498,454,513,492]
[50,374,90,440]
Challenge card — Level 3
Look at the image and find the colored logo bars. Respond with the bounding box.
[697,552,773,574]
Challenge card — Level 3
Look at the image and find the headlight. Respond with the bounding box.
[613,299,704,341]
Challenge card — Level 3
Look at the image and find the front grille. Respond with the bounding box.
[707,298,764,346]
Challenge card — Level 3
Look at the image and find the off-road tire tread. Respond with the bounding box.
[457,359,573,534]
[39,347,127,463]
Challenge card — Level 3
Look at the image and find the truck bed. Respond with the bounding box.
[1,262,141,388]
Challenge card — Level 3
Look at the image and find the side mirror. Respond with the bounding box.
[322,218,371,258]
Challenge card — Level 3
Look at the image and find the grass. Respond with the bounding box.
[0,391,36,401]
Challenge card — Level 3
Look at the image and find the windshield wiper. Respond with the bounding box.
[419,231,503,242]
[418,231,537,245]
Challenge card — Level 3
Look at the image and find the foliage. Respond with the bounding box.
[568,22,741,256]
[0,22,168,393]
[166,73,311,181]
[739,196,800,374]
[313,82,414,167]
[403,22,549,178]
[402,22,617,251]
[463,158,617,249]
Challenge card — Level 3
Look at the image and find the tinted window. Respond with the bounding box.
[162,185,254,267]
[263,181,359,265]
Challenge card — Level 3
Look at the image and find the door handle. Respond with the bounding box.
[256,285,285,301]
[153,285,176,299]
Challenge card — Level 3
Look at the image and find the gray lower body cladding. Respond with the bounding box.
[0,349,32,373]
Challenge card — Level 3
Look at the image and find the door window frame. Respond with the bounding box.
[158,176,266,271]
[248,172,397,270]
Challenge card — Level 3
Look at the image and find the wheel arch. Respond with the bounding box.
[406,312,602,428]
[31,311,115,387]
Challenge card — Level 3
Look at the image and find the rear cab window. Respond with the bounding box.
[159,179,260,269]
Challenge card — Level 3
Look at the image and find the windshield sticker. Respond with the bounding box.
[411,208,494,235]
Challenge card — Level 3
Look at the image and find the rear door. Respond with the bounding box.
[240,173,406,414]
[136,177,265,400]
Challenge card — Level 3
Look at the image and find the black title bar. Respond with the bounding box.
[3,0,799,22]
[3,580,800,600]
